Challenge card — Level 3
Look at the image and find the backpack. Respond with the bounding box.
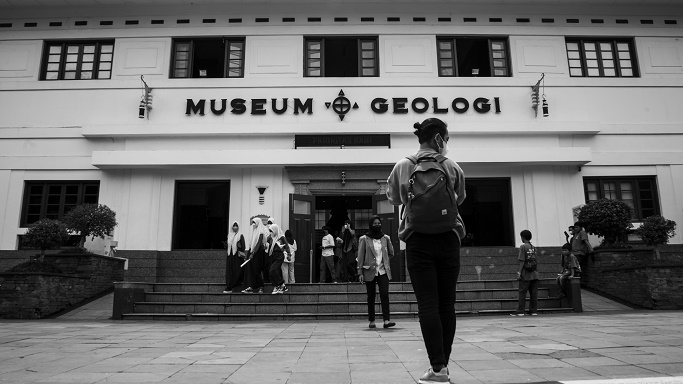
[524,245,537,272]
[402,154,462,237]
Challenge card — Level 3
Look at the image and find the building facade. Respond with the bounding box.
[1,0,682,283]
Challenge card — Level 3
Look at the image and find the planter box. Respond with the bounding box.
[581,247,683,309]
[0,253,125,319]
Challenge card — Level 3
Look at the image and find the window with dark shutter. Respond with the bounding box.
[304,36,378,77]
[171,37,245,78]
[21,182,100,227]
[437,37,510,77]
[583,177,658,220]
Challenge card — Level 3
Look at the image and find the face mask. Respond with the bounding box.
[232,227,238,232]
[372,224,382,231]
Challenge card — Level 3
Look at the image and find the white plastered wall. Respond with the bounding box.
[98,166,294,251]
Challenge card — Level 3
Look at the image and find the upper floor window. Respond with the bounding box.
[42,41,114,80]
[21,181,100,227]
[566,38,637,77]
[172,37,245,78]
[304,37,378,77]
[584,177,658,221]
[437,37,510,77]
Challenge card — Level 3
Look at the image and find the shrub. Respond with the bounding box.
[578,199,634,248]
[62,204,118,248]
[634,215,676,258]
[22,219,70,257]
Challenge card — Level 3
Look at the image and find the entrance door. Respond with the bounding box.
[458,178,513,246]
[372,194,402,281]
[172,181,230,249]
[289,194,314,283]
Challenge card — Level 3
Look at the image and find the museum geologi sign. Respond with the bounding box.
[185,90,501,121]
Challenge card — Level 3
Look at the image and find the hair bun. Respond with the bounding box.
[413,122,422,129]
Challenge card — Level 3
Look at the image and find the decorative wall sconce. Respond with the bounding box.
[257,186,267,205]
[138,75,153,119]
[341,171,346,185]
[531,73,544,118]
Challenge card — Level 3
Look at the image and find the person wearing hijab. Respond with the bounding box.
[224,221,246,293]
[282,229,297,285]
[357,215,396,329]
[242,217,268,294]
[262,217,276,284]
[267,223,290,294]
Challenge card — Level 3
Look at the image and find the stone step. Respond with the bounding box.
[121,306,575,321]
[144,288,552,303]
[147,280,539,293]
[132,297,563,315]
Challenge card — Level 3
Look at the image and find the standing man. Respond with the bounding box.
[319,226,337,283]
[387,118,466,384]
[571,222,592,264]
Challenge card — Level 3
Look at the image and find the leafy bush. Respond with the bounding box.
[62,204,118,248]
[22,219,70,256]
[634,215,676,247]
[578,199,634,248]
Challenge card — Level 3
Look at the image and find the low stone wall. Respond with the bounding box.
[581,247,683,309]
[0,253,126,319]
[0,250,60,272]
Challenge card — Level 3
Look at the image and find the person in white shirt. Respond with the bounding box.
[319,226,337,283]
[357,216,395,329]
[281,229,297,285]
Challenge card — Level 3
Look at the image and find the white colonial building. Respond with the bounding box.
[1,0,682,282]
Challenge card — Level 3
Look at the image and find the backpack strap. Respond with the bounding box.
[406,153,448,164]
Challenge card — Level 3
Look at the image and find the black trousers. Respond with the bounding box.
[406,231,460,369]
[516,279,539,314]
[365,273,391,322]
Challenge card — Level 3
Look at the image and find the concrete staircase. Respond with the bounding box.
[118,279,573,321]
[114,247,578,320]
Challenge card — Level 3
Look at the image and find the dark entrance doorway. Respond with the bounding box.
[172,181,230,249]
[458,178,513,246]
[314,195,373,283]
[289,194,401,283]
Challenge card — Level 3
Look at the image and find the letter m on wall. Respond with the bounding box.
[186,99,206,115]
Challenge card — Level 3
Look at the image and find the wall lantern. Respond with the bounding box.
[531,73,545,118]
[257,186,267,205]
[138,75,153,119]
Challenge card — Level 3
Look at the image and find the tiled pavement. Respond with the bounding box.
[2,303,683,384]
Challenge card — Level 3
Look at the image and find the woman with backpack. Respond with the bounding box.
[513,229,539,316]
[357,215,395,329]
[387,118,465,384]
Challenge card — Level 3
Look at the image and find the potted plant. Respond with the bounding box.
[22,218,70,261]
[62,203,118,250]
[577,199,633,249]
[634,215,677,260]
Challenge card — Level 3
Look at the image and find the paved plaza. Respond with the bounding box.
[1,291,683,384]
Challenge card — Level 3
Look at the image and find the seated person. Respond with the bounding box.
[556,243,580,299]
